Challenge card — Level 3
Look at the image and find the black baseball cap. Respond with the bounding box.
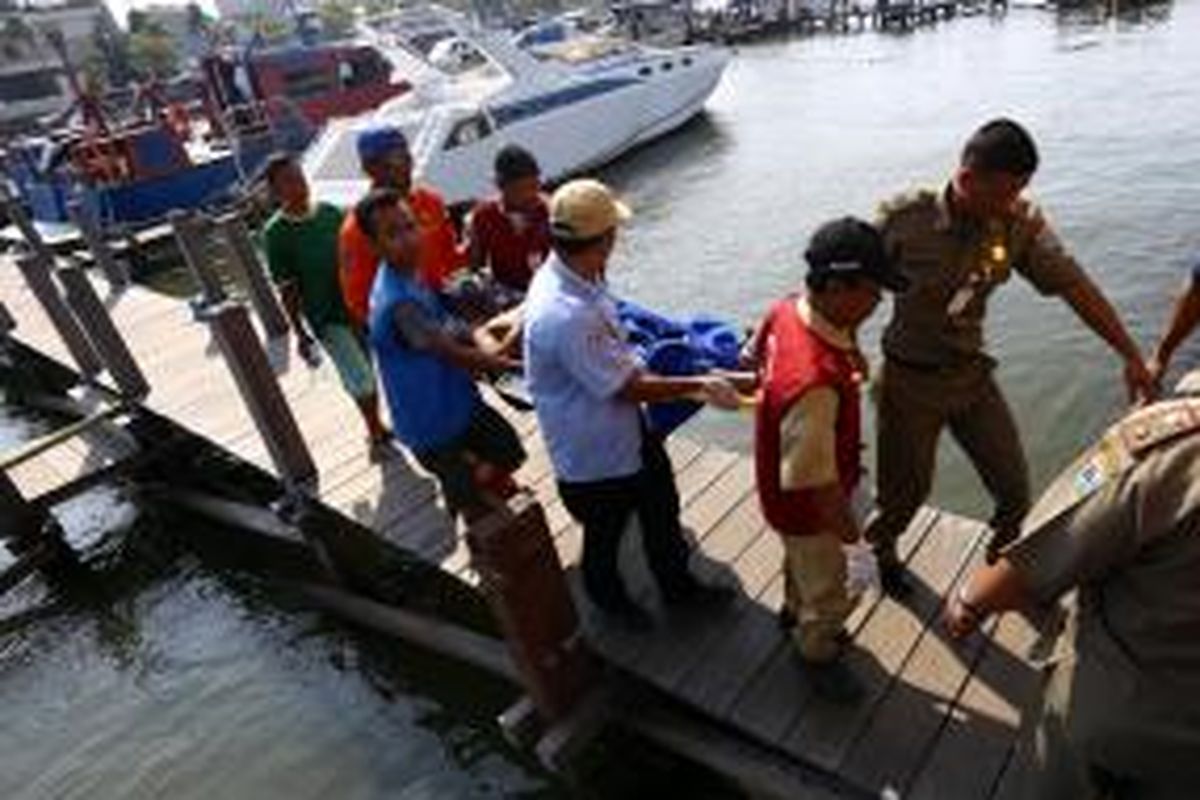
[805,217,908,292]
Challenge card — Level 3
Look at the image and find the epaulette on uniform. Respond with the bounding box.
[1020,399,1200,534]
[876,188,938,222]
[1118,399,1200,458]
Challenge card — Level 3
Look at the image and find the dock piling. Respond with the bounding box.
[201,301,316,488]
[56,259,150,400]
[216,213,289,340]
[15,253,104,379]
[67,198,130,287]
[467,494,598,722]
[170,210,226,306]
[0,182,55,266]
[0,301,14,338]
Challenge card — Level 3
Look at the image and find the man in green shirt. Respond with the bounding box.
[262,153,390,458]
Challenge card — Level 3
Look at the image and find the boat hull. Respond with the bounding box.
[428,46,730,204]
[13,138,284,229]
[305,43,730,209]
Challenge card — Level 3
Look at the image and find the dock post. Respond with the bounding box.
[15,254,104,379]
[169,210,226,305]
[216,213,289,340]
[0,470,76,594]
[467,494,598,722]
[202,301,316,487]
[0,471,44,550]
[56,259,150,400]
[0,182,55,265]
[67,198,129,287]
[0,301,14,338]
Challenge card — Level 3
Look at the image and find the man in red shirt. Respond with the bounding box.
[339,126,465,329]
[466,144,551,296]
[749,217,907,704]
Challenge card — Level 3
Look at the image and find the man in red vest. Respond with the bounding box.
[749,217,908,703]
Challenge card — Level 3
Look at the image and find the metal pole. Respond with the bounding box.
[15,253,103,379]
[169,209,226,305]
[67,197,130,286]
[203,301,316,487]
[216,213,289,339]
[56,260,150,400]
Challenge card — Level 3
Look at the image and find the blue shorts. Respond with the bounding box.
[319,324,376,400]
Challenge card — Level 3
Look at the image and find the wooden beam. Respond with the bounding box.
[288,581,521,684]
[56,262,149,400]
[0,405,128,473]
[15,253,104,379]
[0,539,57,595]
[622,699,867,800]
[498,695,544,749]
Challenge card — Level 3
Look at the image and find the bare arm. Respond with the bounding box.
[1150,280,1200,387]
[945,557,1033,639]
[430,332,519,374]
[617,371,739,409]
[393,302,517,375]
[472,306,523,358]
[279,282,318,364]
[1060,277,1152,401]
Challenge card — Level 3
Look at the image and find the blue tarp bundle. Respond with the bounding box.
[616,299,743,435]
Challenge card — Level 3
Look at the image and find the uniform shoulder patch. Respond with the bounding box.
[1118,399,1200,458]
[876,188,938,222]
[1022,431,1128,533]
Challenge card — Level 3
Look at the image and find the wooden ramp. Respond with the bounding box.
[0,262,1042,798]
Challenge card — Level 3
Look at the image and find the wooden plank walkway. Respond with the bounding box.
[0,262,1043,798]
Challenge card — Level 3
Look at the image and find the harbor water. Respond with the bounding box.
[4,3,1200,797]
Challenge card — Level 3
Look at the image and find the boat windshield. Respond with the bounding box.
[527,36,639,64]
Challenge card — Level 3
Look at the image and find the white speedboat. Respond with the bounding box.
[302,6,730,208]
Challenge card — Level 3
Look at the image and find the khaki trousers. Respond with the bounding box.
[782,533,858,663]
[866,358,1031,560]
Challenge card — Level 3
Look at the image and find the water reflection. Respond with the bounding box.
[1055,0,1173,28]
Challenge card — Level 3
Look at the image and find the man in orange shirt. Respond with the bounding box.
[339,125,466,329]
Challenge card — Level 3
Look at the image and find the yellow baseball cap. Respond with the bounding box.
[549,179,632,241]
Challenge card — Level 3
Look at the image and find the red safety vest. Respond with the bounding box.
[753,297,863,536]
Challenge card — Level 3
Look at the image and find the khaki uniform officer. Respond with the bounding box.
[867,119,1151,595]
[946,381,1200,799]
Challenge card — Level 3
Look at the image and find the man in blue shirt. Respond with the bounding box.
[523,179,740,630]
[356,188,526,523]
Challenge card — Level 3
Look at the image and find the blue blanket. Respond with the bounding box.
[617,300,743,436]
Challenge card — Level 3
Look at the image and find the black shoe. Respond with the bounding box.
[777,606,797,631]
[663,579,736,611]
[594,598,654,633]
[986,527,1018,565]
[878,559,913,599]
[806,659,865,706]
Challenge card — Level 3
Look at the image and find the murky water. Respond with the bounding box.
[5,3,1199,796]
[0,387,732,799]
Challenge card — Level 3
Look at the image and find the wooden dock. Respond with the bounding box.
[695,0,1009,44]
[0,260,1045,799]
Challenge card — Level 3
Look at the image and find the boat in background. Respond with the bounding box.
[303,5,730,209]
[3,39,412,234]
[231,42,413,131]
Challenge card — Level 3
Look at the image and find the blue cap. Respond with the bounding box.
[356,126,408,164]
